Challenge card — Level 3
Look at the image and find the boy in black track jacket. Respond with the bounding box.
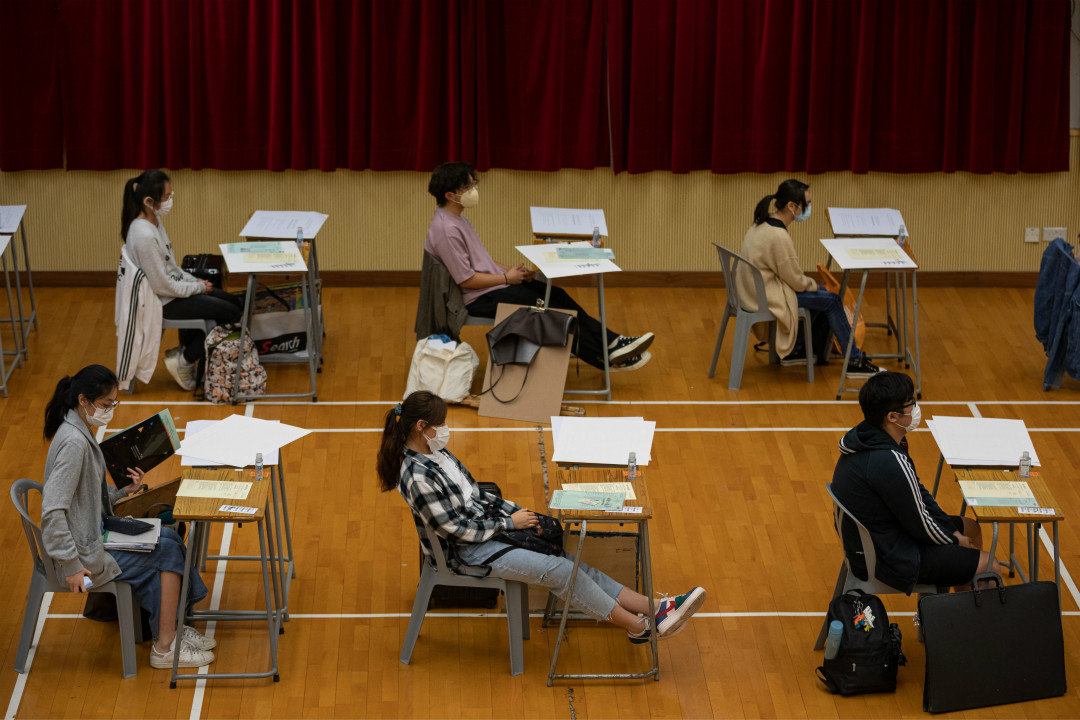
[831,372,1000,593]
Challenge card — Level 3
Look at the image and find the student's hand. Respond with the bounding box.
[954,531,976,549]
[66,569,91,593]
[123,467,147,496]
[520,265,535,283]
[201,280,213,293]
[510,509,539,531]
[505,265,530,285]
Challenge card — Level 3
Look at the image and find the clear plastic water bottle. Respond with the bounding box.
[627,451,637,481]
[1019,451,1031,479]
[591,225,601,248]
[897,223,907,247]
[824,620,843,659]
[296,225,304,250]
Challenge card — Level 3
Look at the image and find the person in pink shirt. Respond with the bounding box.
[424,162,654,371]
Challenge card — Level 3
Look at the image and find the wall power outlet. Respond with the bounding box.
[1025,228,1041,243]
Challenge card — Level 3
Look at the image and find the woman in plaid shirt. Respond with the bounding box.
[377,391,705,644]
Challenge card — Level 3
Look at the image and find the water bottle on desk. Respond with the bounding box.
[255,452,264,482]
[591,226,601,248]
[897,223,907,248]
[824,620,843,659]
[296,226,304,250]
[627,452,637,481]
[1019,451,1031,479]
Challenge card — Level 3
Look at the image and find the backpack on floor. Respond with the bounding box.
[816,589,905,696]
[203,324,267,404]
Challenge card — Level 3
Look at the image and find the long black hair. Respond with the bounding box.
[44,365,118,440]
[376,391,448,492]
[120,169,170,241]
[753,179,810,225]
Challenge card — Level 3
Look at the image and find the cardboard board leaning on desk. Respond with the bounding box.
[478,304,574,425]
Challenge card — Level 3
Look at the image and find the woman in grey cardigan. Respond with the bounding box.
[41,365,217,669]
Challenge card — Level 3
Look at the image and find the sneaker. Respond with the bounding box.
[609,351,652,372]
[149,636,215,669]
[163,348,197,391]
[628,615,653,645]
[654,586,706,639]
[183,624,217,651]
[609,333,655,365]
[846,356,885,378]
[780,348,807,367]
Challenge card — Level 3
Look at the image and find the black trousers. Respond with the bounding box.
[162,288,244,362]
[466,281,619,369]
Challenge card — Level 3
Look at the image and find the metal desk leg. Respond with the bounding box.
[900,272,910,368]
[19,222,37,333]
[171,520,202,688]
[835,270,869,400]
[1008,524,1016,578]
[230,274,258,404]
[639,520,658,681]
[1033,523,1041,583]
[258,511,281,678]
[6,233,27,361]
[263,502,284,638]
[911,269,922,398]
[1054,522,1061,610]
[596,274,611,401]
[988,522,999,567]
[274,464,297,581]
[268,465,289,621]
[931,454,945,498]
[548,519,588,687]
[1,252,24,371]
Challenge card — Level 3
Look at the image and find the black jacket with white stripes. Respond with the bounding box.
[831,421,957,594]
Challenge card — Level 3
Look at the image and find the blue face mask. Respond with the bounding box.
[794,203,812,222]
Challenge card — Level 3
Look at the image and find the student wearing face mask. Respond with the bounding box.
[121,169,242,390]
[377,391,706,645]
[831,372,1000,592]
[738,178,882,377]
[424,161,655,371]
[40,365,216,669]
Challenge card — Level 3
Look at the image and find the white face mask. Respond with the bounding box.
[457,187,479,209]
[147,196,173,218]
[83,402,115,427]
[893,403,921,433]
[426,424,450,453]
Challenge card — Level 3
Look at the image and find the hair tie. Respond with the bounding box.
[394,403,402,417]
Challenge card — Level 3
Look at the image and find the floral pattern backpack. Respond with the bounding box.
[203,324,267,404]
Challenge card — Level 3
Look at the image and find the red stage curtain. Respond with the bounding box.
[607,0,1071,174]
[475,0,609,171]
[0,0,63,170]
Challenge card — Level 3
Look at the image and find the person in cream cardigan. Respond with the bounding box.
[737,179,883,377]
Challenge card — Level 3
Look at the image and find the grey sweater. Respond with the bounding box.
[41,410,125,583]
[124,218,203,304]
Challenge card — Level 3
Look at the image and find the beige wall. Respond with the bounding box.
[1,137,1078,275]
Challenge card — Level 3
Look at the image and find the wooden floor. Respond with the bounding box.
[2,284,1079,719]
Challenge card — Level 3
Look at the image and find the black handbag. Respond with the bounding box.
[181,253,227,289]
[919,574,1066,713]
[480,496,564,562]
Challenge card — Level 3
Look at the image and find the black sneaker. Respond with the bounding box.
[780,348,807,367]
[847,356,885,377]
[609,333,655,365]
[610,351,652,372]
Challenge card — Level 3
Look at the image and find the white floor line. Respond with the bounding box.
[5,593,53,720]
[108,398,1080,407]
[967,403,982,418]
[281,426,1080,434]
[1039,527,1080,610]
[188,522,234,720]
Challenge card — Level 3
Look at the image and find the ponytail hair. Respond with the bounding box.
[120,169,170,241]
[753,178,810,225]
[44,365,118,439]
[376,390,449,492]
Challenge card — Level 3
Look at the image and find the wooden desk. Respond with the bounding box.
[170,468,281,687]
[954,468,1064,605]
[545,467,657,685]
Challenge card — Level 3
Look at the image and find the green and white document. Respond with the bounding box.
[958,480,1038,507]
[549,489,626,511]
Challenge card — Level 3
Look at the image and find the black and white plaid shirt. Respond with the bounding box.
[398,447,521,569]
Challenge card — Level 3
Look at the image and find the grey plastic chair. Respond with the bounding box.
[11,478,142,678]
[400,523,529,676]
[814,482,940,650]
[707,243,814,390]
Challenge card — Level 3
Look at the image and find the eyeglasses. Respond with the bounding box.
[889,400,916,415]
[457,180,478,193]
[96,399,121,410]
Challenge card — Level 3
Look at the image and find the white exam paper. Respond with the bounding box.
[0,236,11,256]
[0,205,27,233]
[240,210,328,239]
[550,416,654,465]
[529,207,607,237]
[177,479,253,500]
[178,415,310,468]
[927,416,1040,467]
[516,242,621,279]
[219,241,307,273]
[819,237,917,270]
[827,207,906,236]
[182,420,280,466]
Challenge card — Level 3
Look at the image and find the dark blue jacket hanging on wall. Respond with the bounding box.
[1034,238,1080,390]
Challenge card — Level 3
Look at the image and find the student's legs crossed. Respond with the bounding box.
[795,289,862,362]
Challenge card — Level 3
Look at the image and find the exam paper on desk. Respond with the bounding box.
[182,419,280,466]
[177,479,253,500]
[550,416,654,465]
[179,415,309,468]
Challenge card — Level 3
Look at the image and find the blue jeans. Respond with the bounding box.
[795,289,863,362]
[456,540,623,621]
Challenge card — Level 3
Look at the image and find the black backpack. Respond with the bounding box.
[816,589,906,696]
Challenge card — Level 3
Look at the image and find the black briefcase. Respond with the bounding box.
[181,253,227,290]
[919,574,1065,713]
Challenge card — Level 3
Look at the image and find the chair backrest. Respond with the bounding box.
[825,481,879,580]
[421,523,453,574]
[10,478,58,585]
[713,243,769,315]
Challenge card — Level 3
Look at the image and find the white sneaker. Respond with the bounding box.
[183,624,217,651]
[149,636,215,669]
[163,348,197,391]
